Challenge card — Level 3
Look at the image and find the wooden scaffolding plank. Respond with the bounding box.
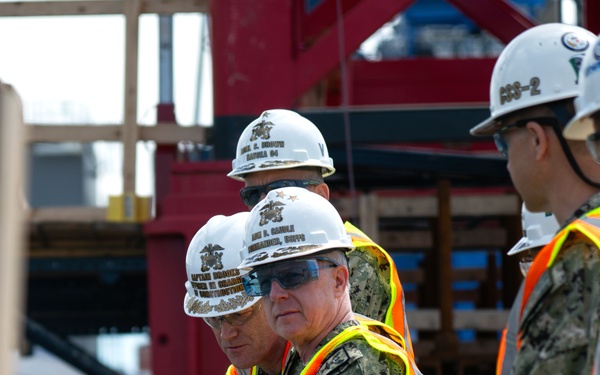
[0,0,208,17]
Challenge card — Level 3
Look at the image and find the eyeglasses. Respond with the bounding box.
[586,131,600,164]
[241,257,339,297]
[493,117,559,157]
[203,302,262,329]
[240,180,321,207]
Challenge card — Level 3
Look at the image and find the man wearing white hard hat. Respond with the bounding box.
[496,204,559,375]
[470,23,600,374]
[562,34,600,375]
[238,187,420,375]
[183,212,289,375]
[228,109,414,357]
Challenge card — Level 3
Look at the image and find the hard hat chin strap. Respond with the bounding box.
[548,101,600,189]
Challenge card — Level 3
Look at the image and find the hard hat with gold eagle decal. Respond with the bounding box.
[238,187,354,270]
[184,212,258,317]
[228,109,335,181]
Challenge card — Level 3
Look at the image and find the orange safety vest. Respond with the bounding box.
[496,283,524,375]
[299,324,417,375]
[225,341,292,375]
[517,207,600,350]
[344,221,414,358]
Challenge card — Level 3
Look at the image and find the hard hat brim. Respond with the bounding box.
[507,237,531,255]
[183,290,259,318]
[563,113,596,140]
[469,116,498,136]
[238,241,354,271]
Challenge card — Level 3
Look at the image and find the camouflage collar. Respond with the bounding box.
[563,191,600,228]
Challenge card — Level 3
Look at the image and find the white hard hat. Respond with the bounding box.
[564,36,600,140]
[507,203,560,255]
[228,109,335,181]
[471,23,597,136]
[183,212,258,318]
[238,187,354,269]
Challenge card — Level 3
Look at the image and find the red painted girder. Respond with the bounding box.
[447,0,536,44]
[350,58,497,105]
[295,0,362,48]
[294,0,415,100]
[211,0,297,115]
[211,0,416,115]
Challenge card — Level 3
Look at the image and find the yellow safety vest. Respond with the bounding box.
[344,221,414,358]
[299,324,416,375]
[225,342,292,375]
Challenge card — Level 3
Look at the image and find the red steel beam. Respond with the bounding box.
[295,0,362,48]
[294,0,415,100]
[211,0,415,115]
[350,58,497,105]
[447,0,536,44]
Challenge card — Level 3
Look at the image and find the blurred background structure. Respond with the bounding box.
[0,0,598,374]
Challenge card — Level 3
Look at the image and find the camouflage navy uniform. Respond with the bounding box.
[512,193,600,374]
[283,320,406,375]
[347,243,391,323]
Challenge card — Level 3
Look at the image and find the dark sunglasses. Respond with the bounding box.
[239,179,321,207]
[241,257,339,297]
[586,131,600,164]
[202,302,262,329]
[493,117,559,157]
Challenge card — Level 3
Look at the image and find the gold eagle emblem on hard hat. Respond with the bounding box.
[200,244,225,272]
[250,114,274,141]
[259,200,285,226]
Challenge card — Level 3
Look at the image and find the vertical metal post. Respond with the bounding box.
[0,82,27,375]
[159,15,174,105]
[123,0,141,196]
[194,13,207,125]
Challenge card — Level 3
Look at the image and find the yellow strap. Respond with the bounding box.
[546,206,600,268]
[300,325,412,375]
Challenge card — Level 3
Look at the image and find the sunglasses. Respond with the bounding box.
[241,257,339,297]
[240,179,321,207]
[586,131,600,164]
[493,117,559,157]
[203,302,262,329]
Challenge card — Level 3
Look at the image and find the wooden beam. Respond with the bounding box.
[0,82,27,375]
[332,193,520,219]
[27,124,207,144]
[29,207,107,222]
[0,0,208,17]
[436,179,456,342]
[380,227,507,249]
[358,193,379,243]
[123,0,141,194]
[406,309,509,331]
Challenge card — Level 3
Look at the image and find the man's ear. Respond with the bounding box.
[528,122,550,161]
[314,183,330,200]
[332,265,349,297]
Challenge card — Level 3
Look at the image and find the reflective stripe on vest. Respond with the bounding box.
[343,221,414,358]
[300,325,415,375]
[518,207,600,349]
[496,282,525,375]
[226,341,292,375]
[225,365,255,375]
